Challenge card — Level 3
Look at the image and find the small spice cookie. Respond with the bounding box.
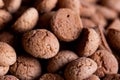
[10,55,41,80]
[0,9,12,30]
[90,50,118,78]
[64,57,97,80]
[36,0,57,13]
[107,19,120,50]
[58,0,80,14]
[3,0,22,13]
[77,28,100,57]
[51,8,83,42]
[12,7,39,33]
[0,42,16,66]
[22,29,59,59]
[47,50,78,72]
[0,66,9,76]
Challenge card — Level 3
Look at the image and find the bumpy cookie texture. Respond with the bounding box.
[0,9,12,30]
[10,55,41,80]
[0,31,15,46]
[64,57,97,80]
[81,18,96,28]
[0,75,19,80]
[36,0,57,13]
[107,19,120,50]
[84,75,100,80]
[90,50,118,78]
[22,29,59,59]
[0,66,9,76]
[39,11,56,29]
[101,0,120,12]
[39,73,64,80]
[103,74,120,80]
[77,28,100,57]
[97,6,118,20]
[51,8,83,42]
[58,0,80,14]
[47,50,78,72]
[0,0,4,8]
[3,0,22,13]
[12,7,39,33]
[0,42,16,66]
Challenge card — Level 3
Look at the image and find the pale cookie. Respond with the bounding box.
[4,0,22,13]
[12,7,39,33]
[0,42,16,66]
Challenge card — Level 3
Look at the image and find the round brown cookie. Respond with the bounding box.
[39,73,64,80]
[103,74,120,80]
[3,0,22,13]
[0,9,12,30]
[90,50,118,78]
[0,66,9,76]
[58,0,80,14]
[10,55,41,80]
[36,0,57,13]
[107,19,120,50]
[12,7,39,33]
[77,28,100,57]
[0,75,19,80]
[0,31,15,46]
[84,75,100,80]
[22,29,59,59]
[0,42,16,66]
[0,0,4,8]
[51,8,83,42]
[64,57,97,80]
[47,50,78,72]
